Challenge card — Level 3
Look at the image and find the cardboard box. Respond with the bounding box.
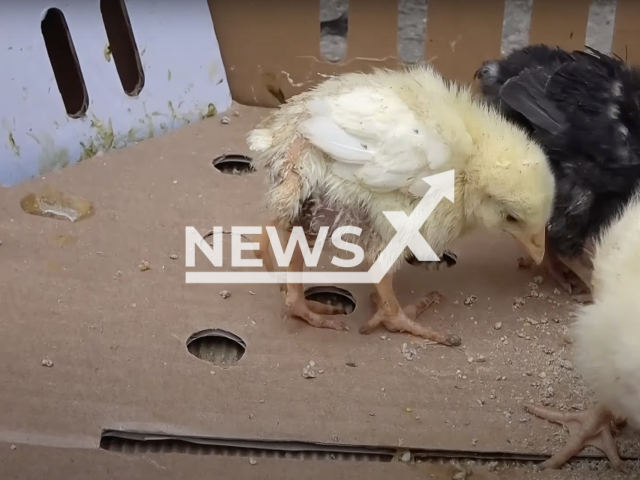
[2,0,640,478]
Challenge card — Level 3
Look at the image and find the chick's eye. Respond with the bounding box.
[505,214,518,223]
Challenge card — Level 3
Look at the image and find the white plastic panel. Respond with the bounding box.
[0,0,232,186]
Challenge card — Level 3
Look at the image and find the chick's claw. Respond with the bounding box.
[284,292,349,331]
[360,291,461,346]
[525,404,626,471]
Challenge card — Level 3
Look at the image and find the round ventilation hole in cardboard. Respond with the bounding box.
[186,329,246,366]
[212,154,256,175]
[304,286,356,315]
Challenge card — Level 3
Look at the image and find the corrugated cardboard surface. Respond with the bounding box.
[0,441,631,480]
[1,105,638,478]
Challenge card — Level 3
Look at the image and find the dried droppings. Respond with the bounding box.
[221,116,231,124]
[464,295,477,306]
[219,290,231,299]
[302,361,318,379]
[41,357,53,367]
[560,360,575,371]
[139,260,150,271]
[513,297,526,308]
[169,253,179,260]
[401,343,418,361]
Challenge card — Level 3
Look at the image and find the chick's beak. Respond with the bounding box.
[512,229,546,265]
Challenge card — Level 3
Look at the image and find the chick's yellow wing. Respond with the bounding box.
[297,87,451,197]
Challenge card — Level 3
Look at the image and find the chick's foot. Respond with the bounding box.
[525,404,626,471]
[283,285,348,331]
[360,291,461,346]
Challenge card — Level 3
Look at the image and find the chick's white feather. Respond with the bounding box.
[298,87,452,195]
[573,193,640,428]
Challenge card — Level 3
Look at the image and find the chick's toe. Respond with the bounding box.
[525,404,626,471]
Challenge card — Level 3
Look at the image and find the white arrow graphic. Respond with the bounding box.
[186,169,455,284]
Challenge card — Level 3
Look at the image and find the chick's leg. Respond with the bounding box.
[525,404,626,471]
[282,241,348,330]
[359,273,461,346]
[255,224,344,316]
[557,252,593,303]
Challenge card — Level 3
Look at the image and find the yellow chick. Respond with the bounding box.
[527,192,640,472]
[247,65,555,346]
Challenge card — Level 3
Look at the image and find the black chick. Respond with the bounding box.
[475,44,640,297]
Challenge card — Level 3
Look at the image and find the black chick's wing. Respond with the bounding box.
[498,66,568,136]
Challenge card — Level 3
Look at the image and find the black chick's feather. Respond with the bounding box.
[476,44,640,259]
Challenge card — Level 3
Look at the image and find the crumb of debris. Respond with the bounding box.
[400,451,411,463]
[494,322,503,330]
[233,111,240,117]
[476,355,487,363]
[401,343,418,361]
[221,116,230,124]
[471,438,478,447]
[249,290,255,295]
[10,444,16,450]
[115,270,123,277]
[554,288,561,295]
[302,361,318,379]
[464,295,477,306]
[41,357,53,367]
[487,461,498,472]
[249,456,257,465]
[219,290,231,299]
[405,407,413,413]
[172,180,178,185]
[139,260,150,271]
[513,297,526,308]
[259,398,265,403]
[248,414,254,420]
[369,412,375,416]
[0,240,2,246]
[169,253,178,260]
[533,276,544,285]
[346,361,357,367]
[517,256,533,269]
[210,370,215,375]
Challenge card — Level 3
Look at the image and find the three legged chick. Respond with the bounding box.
[248,65,555,345]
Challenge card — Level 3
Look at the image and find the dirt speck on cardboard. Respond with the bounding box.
[302,360,318,379]
[463,295,477,306]
[219,290,231,299]
[41,357,53,367]
[169,253,178,260]
[221,116,231,124]
[139,260,150,272]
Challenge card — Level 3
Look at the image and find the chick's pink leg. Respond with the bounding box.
[525,403,626,471]
[282,241,348,331]
[359,273,461,346]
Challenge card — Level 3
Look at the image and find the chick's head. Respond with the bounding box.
[467,132,555,264]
